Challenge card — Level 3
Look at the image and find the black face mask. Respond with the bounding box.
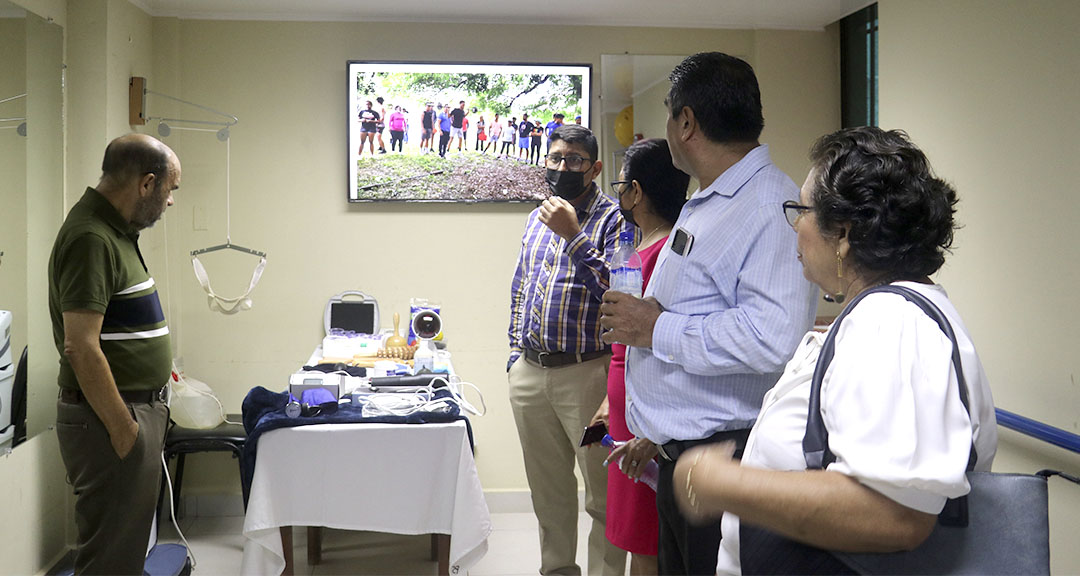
[546,168,588,200]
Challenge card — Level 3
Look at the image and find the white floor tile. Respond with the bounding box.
[469,528,541,575]
[165,511,616,576]
[178,531,245,576]
[157,515,195,539]
[186,515,247,535]
[490,512,539,531]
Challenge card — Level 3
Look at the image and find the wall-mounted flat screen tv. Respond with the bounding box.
[347,61,591,203]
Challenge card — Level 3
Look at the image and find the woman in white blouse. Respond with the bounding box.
[672,126,998,575]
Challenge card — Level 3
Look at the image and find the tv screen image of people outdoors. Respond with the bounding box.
[347,61,591,203]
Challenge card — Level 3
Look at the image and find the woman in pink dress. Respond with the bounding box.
[593,138,690,575]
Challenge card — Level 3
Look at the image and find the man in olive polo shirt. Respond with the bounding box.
[49,133,181,574]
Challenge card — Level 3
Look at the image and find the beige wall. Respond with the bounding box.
[1,1,155,572]
[0,16,27,355]
[12,2,1078,573]
[0,431,69,574]
[8,0,63,27]
[635,79,673,142]
[609,30,840,199]
[140,20,837,496]
[879,0,1080,571]
[24,6,64,442]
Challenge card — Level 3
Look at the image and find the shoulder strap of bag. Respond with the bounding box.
[803,284,976,475]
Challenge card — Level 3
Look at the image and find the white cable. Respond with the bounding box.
[441,376,488,417]
[359,377,487,418]
[160,449,198,569]
[459,380,486,416]
[226,136,231,244]
[361,384,452,417]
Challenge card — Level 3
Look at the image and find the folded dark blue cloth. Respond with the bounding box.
[240,385,472,507]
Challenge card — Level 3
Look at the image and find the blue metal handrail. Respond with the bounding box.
[996,408,1080,455]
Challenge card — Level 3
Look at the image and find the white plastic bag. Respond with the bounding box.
[168,370,225,430]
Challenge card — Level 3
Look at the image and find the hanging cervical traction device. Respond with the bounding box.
[191,254,266,314]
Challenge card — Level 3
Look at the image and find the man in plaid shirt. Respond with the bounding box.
[508,124,632,576]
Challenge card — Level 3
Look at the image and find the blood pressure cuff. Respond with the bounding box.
[300,388,336,406]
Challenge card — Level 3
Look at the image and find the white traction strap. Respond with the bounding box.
[191,255,266,314]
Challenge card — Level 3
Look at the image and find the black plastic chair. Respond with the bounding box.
[10,346,28,447]
[159,414,246,518]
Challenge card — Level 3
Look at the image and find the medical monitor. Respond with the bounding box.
[324,291,379,336]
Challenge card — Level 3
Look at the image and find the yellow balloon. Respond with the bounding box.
[614,105,634,148]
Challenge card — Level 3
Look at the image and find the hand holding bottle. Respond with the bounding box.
[602,434,659,491]
[599,291,663,348]
[610,231,643,297]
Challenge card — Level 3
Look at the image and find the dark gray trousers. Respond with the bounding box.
[56,399,168,575]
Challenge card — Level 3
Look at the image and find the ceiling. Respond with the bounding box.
[130,0,872,30]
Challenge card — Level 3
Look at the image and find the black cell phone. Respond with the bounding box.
[579,422,608,447]
[670,227,694,257]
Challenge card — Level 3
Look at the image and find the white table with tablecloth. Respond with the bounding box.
[241,420,490,575]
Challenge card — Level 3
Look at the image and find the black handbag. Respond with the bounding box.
[741,285,1050,575]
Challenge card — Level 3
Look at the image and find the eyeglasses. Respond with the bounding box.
[609,180,631,197]
[544,154,591,171]
[782,200,814,228]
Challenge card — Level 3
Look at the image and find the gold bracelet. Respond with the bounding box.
[685,451,704,512]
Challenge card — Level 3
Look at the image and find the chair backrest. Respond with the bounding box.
[12,346,27,447]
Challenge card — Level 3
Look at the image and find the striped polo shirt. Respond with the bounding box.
[49,188,172,392]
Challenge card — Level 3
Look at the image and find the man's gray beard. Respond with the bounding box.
[131,185,166,229]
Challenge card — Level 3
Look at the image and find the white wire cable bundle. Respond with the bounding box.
[359,376,486,418]
[445,375,487,417]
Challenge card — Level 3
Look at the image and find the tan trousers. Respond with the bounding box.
[509,354,627,576]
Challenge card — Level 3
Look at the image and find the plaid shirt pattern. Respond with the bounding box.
[507,185,629,369]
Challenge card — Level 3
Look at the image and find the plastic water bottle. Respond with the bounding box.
[610,231,643,297]
[601,434,658,491]
[413,341,434,374]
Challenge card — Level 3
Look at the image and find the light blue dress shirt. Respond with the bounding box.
[625,145,817,445]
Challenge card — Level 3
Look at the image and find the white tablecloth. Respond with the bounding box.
[241,421,490,574]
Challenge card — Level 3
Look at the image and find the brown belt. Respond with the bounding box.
[59,386,165,405]
[523,348,609,369]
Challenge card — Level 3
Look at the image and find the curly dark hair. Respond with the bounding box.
[622,139,689,225]
[808,126,958,279]
[667,52,763,144]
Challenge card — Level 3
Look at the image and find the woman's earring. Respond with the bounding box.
[832,250,846,304]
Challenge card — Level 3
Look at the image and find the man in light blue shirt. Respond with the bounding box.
[600,52,817,575]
